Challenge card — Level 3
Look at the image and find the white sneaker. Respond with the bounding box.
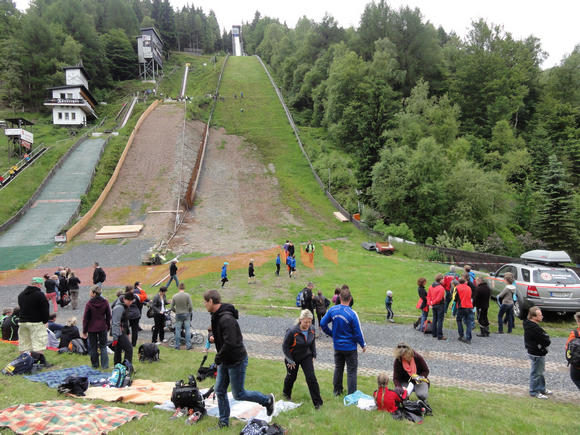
[155,342,162,345]
[535,393,549,399]
[162,339,168,343]
[543,390,553,395]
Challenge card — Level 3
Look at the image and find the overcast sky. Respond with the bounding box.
[14,0,580,68]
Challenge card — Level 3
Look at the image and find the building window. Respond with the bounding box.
[58,112,62,120]
[66,93,73,99]
[60,93,65,99]
[65,112,69,120]
[71,112,76,120]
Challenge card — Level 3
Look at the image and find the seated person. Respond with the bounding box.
[374,373,411,413]
[48,313,64,339]
[2,307,19,341]
[58,317,80,349]
[392,342,430,401]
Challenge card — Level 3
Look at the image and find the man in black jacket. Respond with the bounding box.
[523,306,552,399]
[203,290,274,429]
[474,277,491,337]
[92,262,106,288]
[18,277,50,355]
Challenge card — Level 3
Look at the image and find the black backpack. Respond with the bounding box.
[240,418,285,435]
[2,352,34,375]
[566,330,580,368]
[171,375,206,414]
[138,343,160,362]
[58,375,89,396]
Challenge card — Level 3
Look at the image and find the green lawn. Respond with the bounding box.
[0,341,577,434]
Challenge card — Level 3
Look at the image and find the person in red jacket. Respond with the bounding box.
[454,277,474,344]
[427,274,446,340]
[374,372,408,413]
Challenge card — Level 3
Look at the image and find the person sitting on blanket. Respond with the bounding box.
[374,372,413,413]
[392,342,430,402]
[59,317,80,349]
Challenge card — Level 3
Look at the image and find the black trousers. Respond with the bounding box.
[113,333,133,365]
[152,314,165,342]
[276,264,280,275]
[477,307,489,328]
[283,356,323,406]
[129,318,140,347]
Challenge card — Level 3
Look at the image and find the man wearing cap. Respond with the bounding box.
[18,277,50,355]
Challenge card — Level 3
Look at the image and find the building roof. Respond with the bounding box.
[63,65,89,79]
[46,84,98,106]
[140,26,163,42]
[4,118,34,126]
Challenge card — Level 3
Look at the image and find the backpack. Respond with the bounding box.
[422,320,433,334]
[68,338,88,355]
[58,375,89,396]
[2,352,35,375]
[171,375,206,413]
[296,291,303,308]
[110,360,133,388]
[566,330,580,368]
[138,343,160,362]
[59,293,71,307]
[240,418,285,435]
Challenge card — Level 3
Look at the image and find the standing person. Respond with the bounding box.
[82,285,111,369]
[454,277,474,344]
[332,287,341,305]
[18,277,50,358]
[443,266,459,313]
[385,290,394,323]
[111,292,135,365]
[313,290,330,329]
[427,274,447,340]
[248,259,256,284]
[92,262,106,288]
[57,273,69,308]
[416,278,429,332]
[283,240,290,262]
[565,312,580,390]
[392,343,430,402]
[166,260,179,288]
[203,290,275,429]
[171,283,192,350]
[497,272,515,334]
[305,240,315,263]
[524,306,552,399]
[221,262,229,287]
[151,287,168,344]
[67,272,81,310]
[126,286,142,347]
[287,241,295,258]
[464,265,476,283]
[320,285,366,396]
[282,310,323,409]
[289,255,297,278]
[44,274,58,313]
[275,253,281,276]
[300,282,315,319]
[474,277,491,337]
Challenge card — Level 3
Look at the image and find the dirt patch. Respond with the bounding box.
[170,126,302,255]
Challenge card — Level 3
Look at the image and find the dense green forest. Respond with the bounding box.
[0,0,578,260]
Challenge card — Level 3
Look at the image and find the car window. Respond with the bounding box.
[496,266,511,278]
[532,269,580,285]
[521,269,530,282]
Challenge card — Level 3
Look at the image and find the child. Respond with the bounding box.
[374,373,408,413]
[275,254,281,276]
[289,255,296,278]
[248,259,256,284]
[1,308,19,341]
[385,290,394,323]
[221,262,229,287]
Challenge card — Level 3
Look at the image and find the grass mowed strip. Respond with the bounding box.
[1,342,577,434]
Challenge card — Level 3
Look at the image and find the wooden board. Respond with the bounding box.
[95,225,143,240]
[333,211,349,222]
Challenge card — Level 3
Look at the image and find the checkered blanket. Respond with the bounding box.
[0,400,145,434]
[24,365,109,388]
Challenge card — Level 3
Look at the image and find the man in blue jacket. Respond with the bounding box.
[321,285,366,396]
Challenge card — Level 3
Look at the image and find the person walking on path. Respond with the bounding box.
[385,290,394,323]
[248,259,256,284]
[313,290,330,329]
[203,289,275,429]
[416,278,429,331]
[82,285,111,369]
[67,272,81,310]
[92,262,106,288]
[111,292,134,366]
[455,277,474,344]
[566,312,580,390]
[427,274,447,340]
[151,286,168,344]
[18,277,50,356]
[282,309,323,409]
[474,277,491,337]
[43,274,58,313]
[221,262,229,287]
[275,253,281,276]
[171,283,193,350]
[497,272,515,334]
[166,260,179,288]
[524,306,552,399]
[305,240,315,264]
[321,285,366,396]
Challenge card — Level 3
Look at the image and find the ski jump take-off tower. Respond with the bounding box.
[137,27,163,81]
[232,25,243,56]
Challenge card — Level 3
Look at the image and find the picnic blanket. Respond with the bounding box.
[24,365,108,388]
[0,400,145,434]
[83,379,175,404]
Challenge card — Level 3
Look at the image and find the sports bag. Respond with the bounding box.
[110,360,133,388]
[240,418,285,435]
[171,376,206,412]
[566,330,580,368]
[2,352,34,375]
[58,375,89,396]
[422,320,433,334]
[138,343,160,362]
[68,338,88,355]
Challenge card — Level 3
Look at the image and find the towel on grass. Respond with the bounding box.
[83,379,175,404]
[24,365,108,388]
[0,400,145,434]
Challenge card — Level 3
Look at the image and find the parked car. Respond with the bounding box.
[486,250,580,319]
[361,242,395,255]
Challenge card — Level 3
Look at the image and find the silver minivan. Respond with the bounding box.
[486,250,580,319]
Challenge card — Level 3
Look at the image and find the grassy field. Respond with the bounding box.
[0,341,577,434]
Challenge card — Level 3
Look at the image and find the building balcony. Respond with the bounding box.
[44,98,97,118]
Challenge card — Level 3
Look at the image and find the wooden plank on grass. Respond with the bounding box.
[333,211,349,222]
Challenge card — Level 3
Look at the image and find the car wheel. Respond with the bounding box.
[384,250,394,256]
[514,298,526,320]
